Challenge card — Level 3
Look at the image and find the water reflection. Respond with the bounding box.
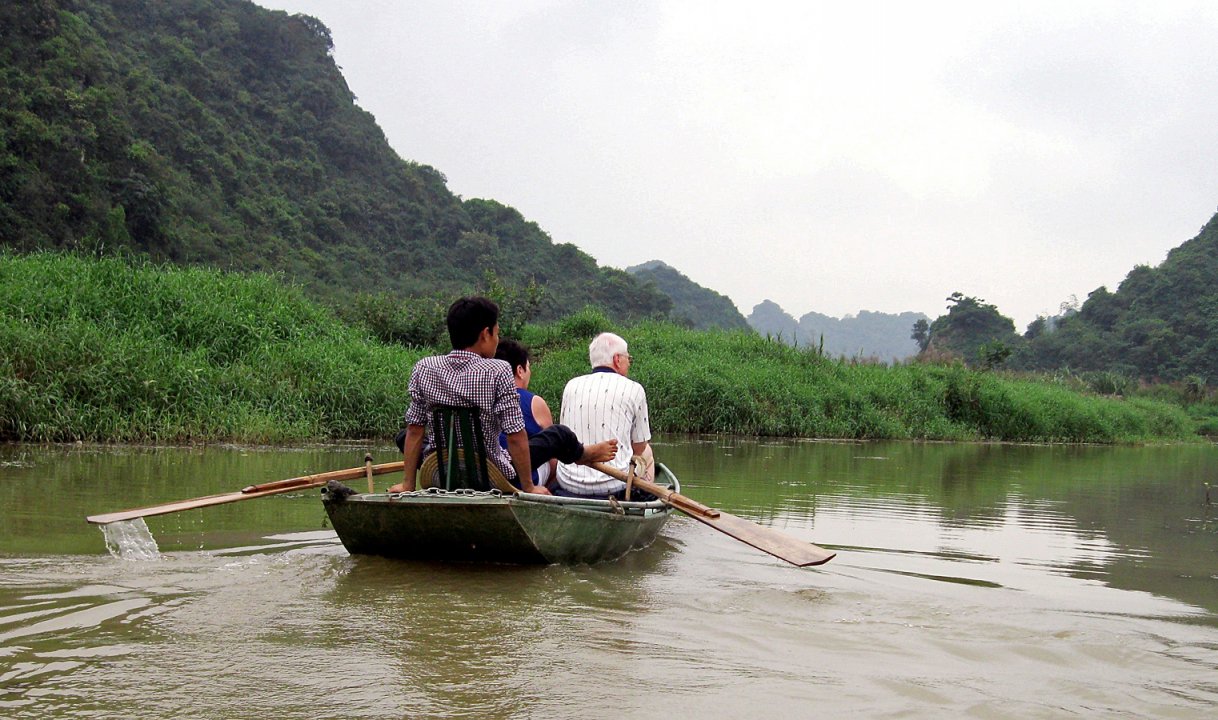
[656,437,1218,618]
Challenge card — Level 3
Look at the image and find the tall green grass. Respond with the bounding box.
[0,253,1198,444]
[0,252,419,442]
[521,310,1196,443]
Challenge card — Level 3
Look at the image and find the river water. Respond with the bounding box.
[1,438,1216,718]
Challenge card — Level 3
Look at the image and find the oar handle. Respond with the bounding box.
[87,461,408,525]
[589,462,720,518]
[241,461,405,494]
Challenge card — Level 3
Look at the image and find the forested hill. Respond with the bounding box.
[0,0,671,321]
[1017,209,1218,381]
[625,260,750,331]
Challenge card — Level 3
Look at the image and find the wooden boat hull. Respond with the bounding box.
[321,464,678,565]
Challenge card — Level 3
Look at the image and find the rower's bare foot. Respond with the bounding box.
[578,438,618,464]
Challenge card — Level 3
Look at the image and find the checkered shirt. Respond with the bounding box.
[404,350,526,479]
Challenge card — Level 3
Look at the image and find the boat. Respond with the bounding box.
[86,420,832,567]
[320,463,679,564]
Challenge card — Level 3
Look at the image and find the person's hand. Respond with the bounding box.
[578,438,618,464]
[525,484,552,495]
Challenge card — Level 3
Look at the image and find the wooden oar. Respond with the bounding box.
[85,461,406,525]
[590,462,835,567]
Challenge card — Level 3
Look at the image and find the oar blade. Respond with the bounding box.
[685,508,835,567]
[591,462,835,568]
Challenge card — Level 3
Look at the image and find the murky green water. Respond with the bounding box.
[2,438,1216,718]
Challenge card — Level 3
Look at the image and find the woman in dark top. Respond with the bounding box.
[495,339,557,488]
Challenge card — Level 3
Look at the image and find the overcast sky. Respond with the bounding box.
[256,0,1218,328]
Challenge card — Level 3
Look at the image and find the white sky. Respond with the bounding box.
[256,0,1218,328]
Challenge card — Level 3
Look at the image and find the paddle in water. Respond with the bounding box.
[590,462,835,567]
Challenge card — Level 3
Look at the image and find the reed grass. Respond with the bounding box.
[1,253,1198,443]
[0,251,418,442]
[522,312,1196,443]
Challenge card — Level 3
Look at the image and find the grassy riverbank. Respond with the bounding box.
[0,252,1201,443]
[1,252,419,442]
[521,311,1196,443]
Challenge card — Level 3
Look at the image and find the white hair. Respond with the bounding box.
[588,332,628,368]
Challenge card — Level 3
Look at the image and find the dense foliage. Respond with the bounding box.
[924,292,1018,368]
[0,0,672,321]
[1,252,1199,444]
[914,212,1218,385]
[625,260,750,330]
[1014,211,1218,383]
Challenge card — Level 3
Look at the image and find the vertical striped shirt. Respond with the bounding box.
[404,350,526,479]
[556,369,651,494]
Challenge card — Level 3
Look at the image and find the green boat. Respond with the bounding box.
[320,463,678,565]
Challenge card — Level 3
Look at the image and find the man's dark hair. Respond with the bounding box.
[447,296,499,349]
[494,338,530,375]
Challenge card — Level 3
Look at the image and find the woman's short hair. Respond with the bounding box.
[588,332,627,368]
[494,338,530,374]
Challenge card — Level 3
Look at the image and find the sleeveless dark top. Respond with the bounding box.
[498,389,543,485]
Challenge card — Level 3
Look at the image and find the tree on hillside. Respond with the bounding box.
[925,292,1020,367]
[911,318,930,352]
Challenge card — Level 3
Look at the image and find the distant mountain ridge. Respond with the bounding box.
[625,260,750,331]
[747,300,926,361]
[746,300,800,340]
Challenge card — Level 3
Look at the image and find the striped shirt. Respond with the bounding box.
[404,350,525,479]
[557,369,651,494]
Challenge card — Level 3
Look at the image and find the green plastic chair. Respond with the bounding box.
[420,405,514,493]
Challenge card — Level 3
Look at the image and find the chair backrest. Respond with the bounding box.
[430,405,494,491]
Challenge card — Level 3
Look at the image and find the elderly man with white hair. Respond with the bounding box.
[555,332,655,499]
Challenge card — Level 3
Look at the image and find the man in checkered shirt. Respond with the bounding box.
[389,297,616,494]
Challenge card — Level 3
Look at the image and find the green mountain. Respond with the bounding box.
[1016,209,1218,381]
[625,260,750,330]
[0,0,671,321]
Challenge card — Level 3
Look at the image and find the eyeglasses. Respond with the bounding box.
[617,353,633,363]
